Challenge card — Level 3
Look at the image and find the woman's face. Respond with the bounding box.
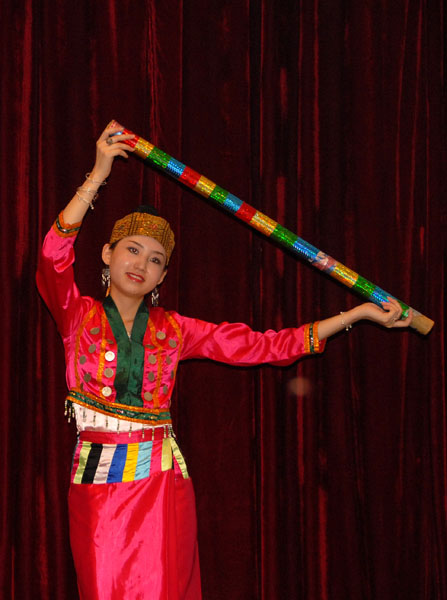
[102,235,167,300]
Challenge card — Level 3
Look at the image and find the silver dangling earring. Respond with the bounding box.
[151,286,159,307]
[102,267,111,295]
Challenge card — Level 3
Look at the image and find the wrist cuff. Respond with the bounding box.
[304,321,325,354]
[53,212,82,237]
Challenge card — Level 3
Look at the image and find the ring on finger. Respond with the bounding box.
[106,136,114,145]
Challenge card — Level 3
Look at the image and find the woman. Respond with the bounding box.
[37,124,412,600]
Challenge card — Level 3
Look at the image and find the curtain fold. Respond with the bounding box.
[1,1,445,598]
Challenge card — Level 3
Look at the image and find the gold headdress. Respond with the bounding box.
[109,206,175,262]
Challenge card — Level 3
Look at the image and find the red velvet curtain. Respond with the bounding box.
[1,1,445,598]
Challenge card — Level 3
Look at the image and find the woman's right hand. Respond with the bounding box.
[89,122,136,183]
[61,123,135,225]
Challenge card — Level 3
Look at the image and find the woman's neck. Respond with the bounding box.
[109,290,144,324]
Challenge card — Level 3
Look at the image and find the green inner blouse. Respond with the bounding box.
[102,296,149,407]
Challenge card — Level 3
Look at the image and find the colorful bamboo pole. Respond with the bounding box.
[111,121,434,335]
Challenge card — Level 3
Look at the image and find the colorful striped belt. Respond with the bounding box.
[71,427,189,484]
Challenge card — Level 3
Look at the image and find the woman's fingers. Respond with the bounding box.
[96,130,135,159]
[90,125,135,180]
[382,297,413,328]
[98,123,122,141]
[392,308,413,328]
[98,122,135,146]
[98,133,135,147]
[99,137,135,154]
[347,301,412,330]
[382,303,401,327]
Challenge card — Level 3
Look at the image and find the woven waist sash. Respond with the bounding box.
[71,427,189,484]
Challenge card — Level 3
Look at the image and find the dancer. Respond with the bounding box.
[36,123,412,600]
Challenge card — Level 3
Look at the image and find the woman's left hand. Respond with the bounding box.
[313,297,413,341]
[356,298,413,328]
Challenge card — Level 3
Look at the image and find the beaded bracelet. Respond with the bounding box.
[340,311,352,331]
[76,188,97,210]
[85,172,107,186]
[79,187,98,198]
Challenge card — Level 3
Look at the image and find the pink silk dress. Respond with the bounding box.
[36,213,325,600]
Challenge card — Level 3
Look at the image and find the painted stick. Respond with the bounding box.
[111,121,434,335]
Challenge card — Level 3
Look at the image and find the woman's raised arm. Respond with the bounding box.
[62,123,135,225]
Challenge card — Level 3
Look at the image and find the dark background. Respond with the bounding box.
[1,1,446,598]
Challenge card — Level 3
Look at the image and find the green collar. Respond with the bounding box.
[102,296,149,406]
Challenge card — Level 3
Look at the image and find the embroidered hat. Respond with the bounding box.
[109,205,175,262]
